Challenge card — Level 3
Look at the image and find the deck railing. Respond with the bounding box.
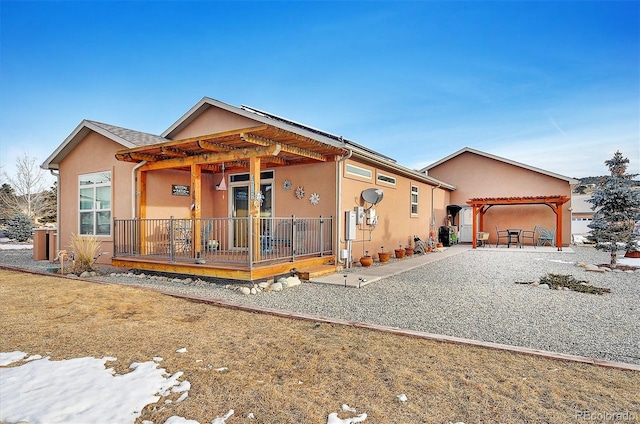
[113,216,333,266]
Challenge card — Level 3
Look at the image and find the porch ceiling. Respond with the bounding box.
[115,124,349,172]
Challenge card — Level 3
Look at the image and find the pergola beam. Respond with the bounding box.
[139,144,282,172]
[241,132,327,162]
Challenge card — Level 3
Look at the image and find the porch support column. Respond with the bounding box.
[249,156,261,262]
[557,201,563,251]
[191,164,202,257]
[471,204,478,249]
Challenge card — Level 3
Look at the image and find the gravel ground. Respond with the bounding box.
[1,246,639,365]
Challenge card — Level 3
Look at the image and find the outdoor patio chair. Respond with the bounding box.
[520,228,536,247]
[536,226,555,246]
[495,226,509,247]
[477,231,490,247]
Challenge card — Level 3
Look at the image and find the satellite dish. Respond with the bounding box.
[361,188,384,207]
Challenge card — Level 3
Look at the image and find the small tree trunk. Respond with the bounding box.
[610,250,617,268]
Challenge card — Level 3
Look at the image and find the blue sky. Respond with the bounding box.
[1,1,638,187]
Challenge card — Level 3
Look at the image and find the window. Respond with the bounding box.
[411,185,419,215]
[377,172,396,186]
[346,163,372,179]
[79,172,111,235]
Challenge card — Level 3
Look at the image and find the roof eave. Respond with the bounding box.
[422,147,579,185]
[41,120,138,170]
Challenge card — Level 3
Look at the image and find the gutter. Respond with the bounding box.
[49,169,60,254]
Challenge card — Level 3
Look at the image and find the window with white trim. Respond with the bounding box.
[79,171,112,235]
[346,163,372,179]
[411,185,419,215]
[377,172,396,186]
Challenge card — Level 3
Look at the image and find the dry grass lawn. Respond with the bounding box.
[1,270,638,423]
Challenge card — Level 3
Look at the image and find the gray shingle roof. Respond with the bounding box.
[87,120,168,146]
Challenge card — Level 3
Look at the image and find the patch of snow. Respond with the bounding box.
[0,243,33,250]
[211,409,234,423]
[397,393,408,402]
[176,347,188,353]
[0,351,27,366]
[0,353,187,424]
[327,412,368,424]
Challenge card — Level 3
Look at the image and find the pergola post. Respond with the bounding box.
[191,164,202,257]
[249,157,261,263]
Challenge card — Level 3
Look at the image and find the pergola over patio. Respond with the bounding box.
[467,195,570,250]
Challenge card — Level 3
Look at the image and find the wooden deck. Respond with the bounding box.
[112,254,337,282]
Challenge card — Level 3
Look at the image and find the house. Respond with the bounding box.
[41,97,454,281]
[571,194,596,237]
[421,147,579,248]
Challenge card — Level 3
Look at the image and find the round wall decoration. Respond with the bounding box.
[282,179,292,191]
[309,192,320,205]
[295,186,305,199]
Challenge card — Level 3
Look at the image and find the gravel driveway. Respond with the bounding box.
[1,246,638,365]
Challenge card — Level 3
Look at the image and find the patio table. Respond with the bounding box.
[506,229,521,248]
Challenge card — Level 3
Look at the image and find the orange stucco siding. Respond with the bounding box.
[58,132,136,264]
[170,106,262,140]
[427,151,573,245]
[340,159,449,260]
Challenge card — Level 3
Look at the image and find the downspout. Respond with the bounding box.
[431,183,441,242]
[50,169,60,254]
[131,161,147,218]
[336,148,353,266]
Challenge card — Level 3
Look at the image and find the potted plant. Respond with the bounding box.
[405,244,414,256]
[394,243,405,259]
[378,246,391,263]
[359,250,373,267]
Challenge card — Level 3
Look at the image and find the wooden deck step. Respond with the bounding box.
[296,264,338,281]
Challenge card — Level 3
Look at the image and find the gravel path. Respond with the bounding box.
[1,246,639,365]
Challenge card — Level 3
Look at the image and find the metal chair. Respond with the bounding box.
[521,228,536,247]
[536,226,555,246]
[495,226,509,247]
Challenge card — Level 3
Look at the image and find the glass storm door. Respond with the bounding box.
[231,186,249,249]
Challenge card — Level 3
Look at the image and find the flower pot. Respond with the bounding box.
[405,247,414,256]
[436,243,443,249]
[359,256,373,267]
[625,251,640,258]
[426,246,433,252]
[379,252,391,263]
[394,249,405,259]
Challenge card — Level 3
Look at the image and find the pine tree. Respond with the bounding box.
[587,151,640,267]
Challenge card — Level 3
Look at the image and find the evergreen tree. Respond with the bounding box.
[5,213,34,242]
[39,182,58,225]
[587,151,640,267]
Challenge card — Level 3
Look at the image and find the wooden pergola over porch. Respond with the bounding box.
[113,124,349,280]
[467,195,570,250]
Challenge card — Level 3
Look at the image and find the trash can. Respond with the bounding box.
[438,226,451,247]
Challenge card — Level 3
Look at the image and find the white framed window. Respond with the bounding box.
[410,185,419,215]
[346,163,372,179]
[79,171,112,236]
[377,172,396,186]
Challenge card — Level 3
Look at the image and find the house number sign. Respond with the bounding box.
[172,184,190,196]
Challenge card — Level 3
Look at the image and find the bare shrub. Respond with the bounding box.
[69,233,102,274]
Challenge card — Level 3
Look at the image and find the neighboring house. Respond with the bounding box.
[422,147,579,248]
[42,97,454,281]
[571,194,596,237]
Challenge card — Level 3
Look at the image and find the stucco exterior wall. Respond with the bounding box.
[427,151,573,246]
[170,106,262,140]
[340,158,449,261]
[58,132,135,264]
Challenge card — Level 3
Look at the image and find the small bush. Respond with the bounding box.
[5,214,34,242]
[539,273,611,295]
[69,233,102,274]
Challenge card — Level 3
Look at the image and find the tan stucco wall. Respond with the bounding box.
[170,106,262,140]
[340,159,449,261]
[58,132,136,264]
[427,151,573,245]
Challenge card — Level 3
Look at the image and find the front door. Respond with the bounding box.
[231,186,249,249]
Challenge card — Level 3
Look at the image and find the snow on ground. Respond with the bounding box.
[0,242,33,250]
[0,352,388,424]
